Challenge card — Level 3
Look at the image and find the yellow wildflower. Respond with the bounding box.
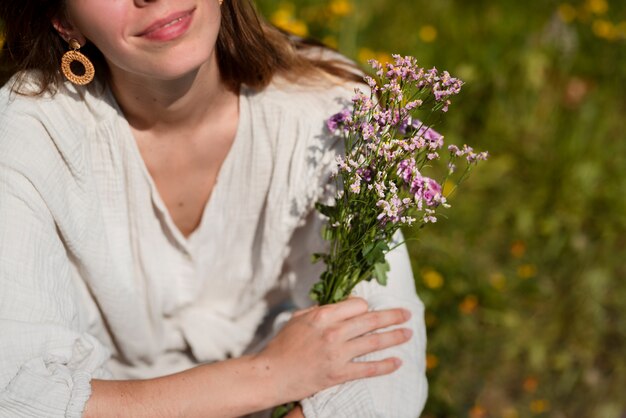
[585,0,608,15]
[422,269,444,289]
[328,0,353,17]
[517,264,536,279]
[558,4,577,23]
[287,20,309,37]
[270,4,309,37]
[530,399,550,414]
[374,52,393,66]
[419,25,437,43]
[271,3,295,25]
[592,19,617,40]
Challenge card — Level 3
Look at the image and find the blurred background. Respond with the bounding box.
[254,0,625,417]
[2,0,625,416]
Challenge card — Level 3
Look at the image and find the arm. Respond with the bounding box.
[0,165,110,417]
[85,356,280,418]
[86,298,412,418]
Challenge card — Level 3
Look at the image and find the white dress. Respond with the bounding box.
[0,74,427,417]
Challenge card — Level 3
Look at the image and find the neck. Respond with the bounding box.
[107,52,236,133]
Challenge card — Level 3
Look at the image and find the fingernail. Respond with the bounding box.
[394,358,403,367]
[403,328,413,338]
[402,309,412,320]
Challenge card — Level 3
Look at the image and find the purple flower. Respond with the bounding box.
[448,144,461,155]
[363,75,378,91]
[326,109,352,132]
[396,158,416,184]
[423,209,438,223]
[405,99,423,110]
[368,59,384,77]
[360,122,376,140]
[356,167,373,183]
[411,176,443,208]
[414,125,443,149]
[423,178,442,204]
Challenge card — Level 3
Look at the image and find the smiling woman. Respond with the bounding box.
[0,1,427,417]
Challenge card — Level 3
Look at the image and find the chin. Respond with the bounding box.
[136,49,216,81]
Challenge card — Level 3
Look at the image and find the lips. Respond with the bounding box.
[137,8,195,39]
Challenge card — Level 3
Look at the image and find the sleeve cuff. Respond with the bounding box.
[67,370,93,418]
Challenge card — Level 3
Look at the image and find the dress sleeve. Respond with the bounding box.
[281,210,428,418]
[0,165,111,418]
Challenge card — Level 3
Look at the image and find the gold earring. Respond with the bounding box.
[61,39,95,86]
[219,0,224,5]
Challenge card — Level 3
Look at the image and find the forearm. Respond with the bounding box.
[84,354,280,418]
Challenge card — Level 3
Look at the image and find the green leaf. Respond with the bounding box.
[271,403,296,418]
[315,202,335,218]
[311,252,326,263]
[309,282,325,302]
[362,240,389,265]
[373,261,390,286]
[321,224,335,241]
[332,286,346,303]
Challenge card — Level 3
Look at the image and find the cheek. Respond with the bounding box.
[67,1,128,49]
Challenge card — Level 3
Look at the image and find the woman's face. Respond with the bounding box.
[59,0,221,81]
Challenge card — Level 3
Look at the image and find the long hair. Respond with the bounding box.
[0,0,362,94]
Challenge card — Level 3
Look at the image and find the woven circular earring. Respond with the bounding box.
[61,39,95,86]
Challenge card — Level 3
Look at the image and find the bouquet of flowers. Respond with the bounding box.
[310,54,488,305]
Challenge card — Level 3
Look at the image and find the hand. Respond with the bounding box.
[253,297,412,404]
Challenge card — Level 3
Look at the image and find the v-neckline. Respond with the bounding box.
[106,86,249,253]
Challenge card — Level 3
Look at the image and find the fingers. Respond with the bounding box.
[347,328,413,359]
[292,297,368,322]
[341,308,411,341]
[342,357,403,382]
[303,297,370,324]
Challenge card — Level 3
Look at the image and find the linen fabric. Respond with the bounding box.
[0,74,427,418]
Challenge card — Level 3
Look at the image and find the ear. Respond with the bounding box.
[51,13,87,45]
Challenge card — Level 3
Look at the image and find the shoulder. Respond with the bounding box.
[256,75,358,118]
[0,73,117,175]
[249,72,365,218]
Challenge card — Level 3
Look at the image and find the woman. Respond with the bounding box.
[0,1,427,417]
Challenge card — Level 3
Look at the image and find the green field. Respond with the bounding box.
[257,1,626,417]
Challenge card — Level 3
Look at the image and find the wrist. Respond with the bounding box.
[248,353,285,408]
